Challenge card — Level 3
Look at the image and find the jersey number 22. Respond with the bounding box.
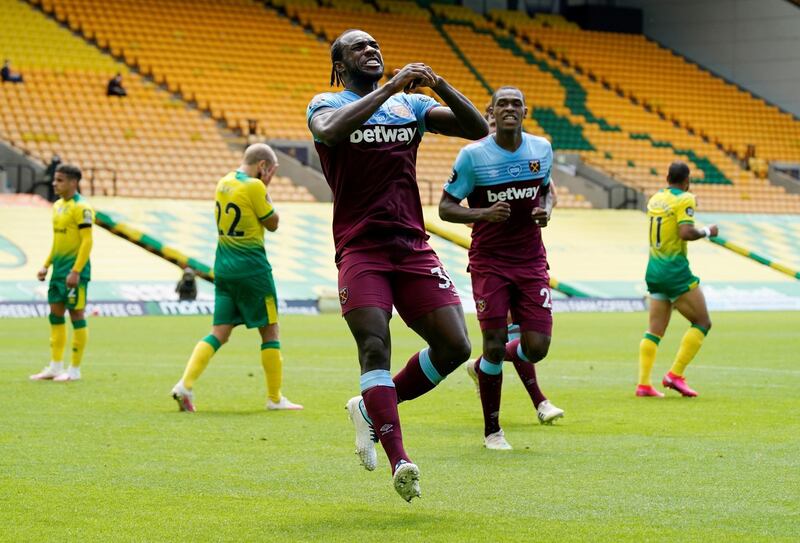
[216,202,244,237]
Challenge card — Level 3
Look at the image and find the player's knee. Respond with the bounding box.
[524,337,550,363]
[695,319,712,333]
[212,330,231,345]
[69,310,85,321]
[359,335,390,369]
[483,342,506,364]
[447,335,472,364]
[429,332,471,365]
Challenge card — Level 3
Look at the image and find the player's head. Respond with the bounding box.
[53,163,82,198]
[490,86,526,133]
[330,29,383,88]
[242,143,278,183]
[667,161,691,190]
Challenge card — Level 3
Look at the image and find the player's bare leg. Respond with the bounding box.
[663,288,712,397]
[171,324,232,412]
[673,287,712,333]
[637,298,671,397]
[472,327,511,449]
[259,323,302,411]
[31,303,68,381]
[395,304,472,402]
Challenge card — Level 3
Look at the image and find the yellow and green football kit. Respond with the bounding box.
[179,171,286,404]
[212,170,278,328]
[639,187,709,387]
[43,193,93,369]
[45,193,94,310]
[645,187,700,302]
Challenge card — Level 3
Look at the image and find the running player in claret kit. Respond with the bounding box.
[465,100,563,430]
[31,164,93,383]
[170,144,302,413]
[440,87,563,450]
[637,161,718,398]
[307,29,488,501]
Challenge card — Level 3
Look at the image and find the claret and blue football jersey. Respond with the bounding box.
[445,133,552,265]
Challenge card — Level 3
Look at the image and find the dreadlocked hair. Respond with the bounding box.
[329,29,359,87]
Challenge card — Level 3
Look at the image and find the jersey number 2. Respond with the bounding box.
[216,202,244,237]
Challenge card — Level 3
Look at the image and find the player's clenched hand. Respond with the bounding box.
[481,202,511,223]
[708,224,719,237]
[37,267,48,281]
[531,207,549,227]
[66,271,79,289]
[390,63,438,93]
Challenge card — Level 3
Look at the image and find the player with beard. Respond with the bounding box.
[440,87,560,449]
[307,29,488,502]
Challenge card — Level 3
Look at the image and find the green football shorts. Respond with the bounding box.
[48,279,89,310]
[213,272,278,328]
[646,271,700,303]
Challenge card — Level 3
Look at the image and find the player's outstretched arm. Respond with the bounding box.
[425,77,489,140]
[439,191,510,224]
[310,64,435,146]
[679,223,718,241]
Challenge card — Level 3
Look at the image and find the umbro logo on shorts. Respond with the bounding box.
[379,423,394,435]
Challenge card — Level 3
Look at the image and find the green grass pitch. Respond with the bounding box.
[2,312,798,541]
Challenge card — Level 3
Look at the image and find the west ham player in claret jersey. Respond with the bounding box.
[440,87,563,450]
[307,29,488,502]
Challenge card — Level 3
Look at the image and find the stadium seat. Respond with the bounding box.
[0,0,313,201]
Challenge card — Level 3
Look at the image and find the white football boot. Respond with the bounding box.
[171,382,196,412]
[484,429,513,450]
[537,400,564,425]
[29,363,64,381]
[393,461,421,503]
[345,396,378,471]
[267,396,304,410]
[53,366,81,382]
[465,360,480,396]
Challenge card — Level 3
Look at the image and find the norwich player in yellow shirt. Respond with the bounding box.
[637,161,718,398]
[31,164,94,382]
[170,143,302,412]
